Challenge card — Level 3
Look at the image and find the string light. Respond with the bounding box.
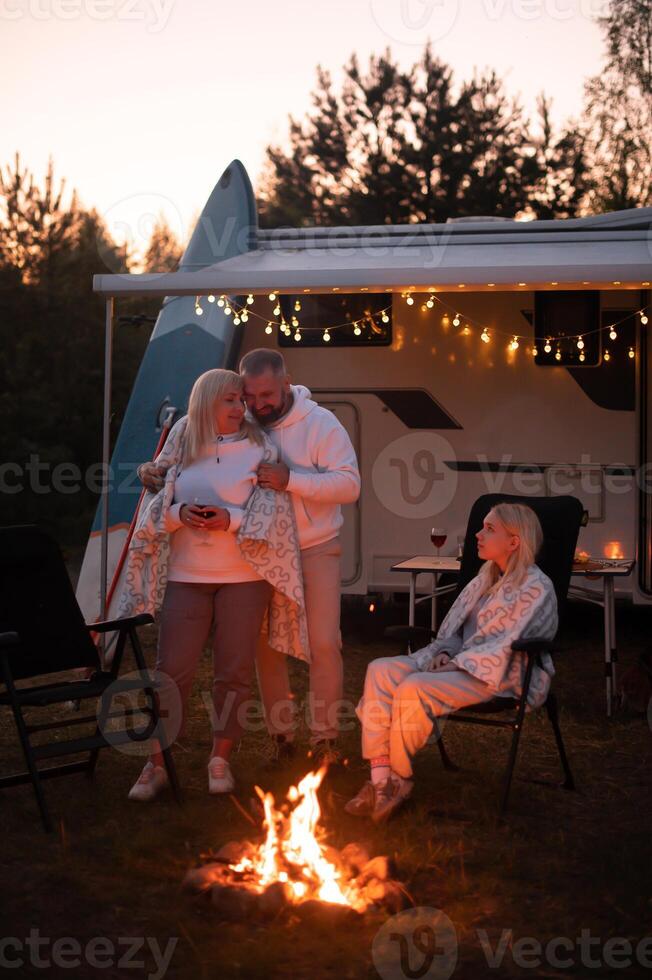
[191,290,648,362]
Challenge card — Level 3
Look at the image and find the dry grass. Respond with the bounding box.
[1,590,651,979]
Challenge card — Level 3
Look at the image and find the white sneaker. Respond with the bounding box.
[208,756,234,794]
[128,761,169,802]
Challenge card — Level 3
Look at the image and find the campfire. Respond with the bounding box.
[182,766,411,922]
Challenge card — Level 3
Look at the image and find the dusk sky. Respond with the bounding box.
[3,0,605,258]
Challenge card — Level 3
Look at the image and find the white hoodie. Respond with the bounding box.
[265,385,361,550]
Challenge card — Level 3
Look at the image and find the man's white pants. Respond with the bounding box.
[356,655,493,778]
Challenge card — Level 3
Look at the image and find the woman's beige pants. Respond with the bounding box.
[356,655,493,778]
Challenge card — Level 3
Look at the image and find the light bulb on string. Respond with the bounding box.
[294,300,301,312]
[532,345,538,357]
[265,322,273,335]
[641,313,649,325]
[426,298,434,309]
[555,349,562,361]
[195,304,203,316]
[353,323,362,336]
[462,326,471,336]
[217,295,225,307]
[544,339,552,354]
[609,326,617,341]
[273,304,281,317]
[233,315,241,325]
[628,347,635,359]
[577,337,585,350]
[452,314,460,327]
[207,294,215,303]
[291,316,299,327]
[509,336,519,351]
[481,329,490,343]
[406,295,414,306]
[224,305,232,316]
[323,330,331,343]
[268,292,277,302]
[441,314,450,327]
[246,294,254,305]
[294,330,302,342]
[241,311,249,322]
[579,352,586,362]
[382,312,389,324]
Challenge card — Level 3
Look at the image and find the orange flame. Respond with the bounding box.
[228,767,366,910]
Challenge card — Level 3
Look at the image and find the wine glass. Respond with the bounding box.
[193,496,213,547]
[431,527,447,556]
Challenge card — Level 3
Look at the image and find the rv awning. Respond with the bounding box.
[93,205,652,298]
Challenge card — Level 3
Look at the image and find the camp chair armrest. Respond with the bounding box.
[0,631,20,654]
[510,637,555,655]
[90,614,155,633]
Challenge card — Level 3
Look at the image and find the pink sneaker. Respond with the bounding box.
[208,756,234,794]
[128,761,169,802]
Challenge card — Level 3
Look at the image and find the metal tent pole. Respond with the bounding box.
[100,296,114,646]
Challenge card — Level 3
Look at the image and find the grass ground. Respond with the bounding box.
[1,582,651,980]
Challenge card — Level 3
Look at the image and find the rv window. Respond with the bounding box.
[277,293,392,347]
[534,290,600,366]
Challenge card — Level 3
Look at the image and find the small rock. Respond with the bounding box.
[211,883,260,920]
[182,863,231,894]
[259,880,293,919]
[215,840,255,865]
[339,843,371,878]
[294,899,360,926]
[358,855,395,884]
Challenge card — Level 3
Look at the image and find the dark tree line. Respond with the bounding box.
[1,0,649,545]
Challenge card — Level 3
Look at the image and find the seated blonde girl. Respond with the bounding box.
[346,502,558,823]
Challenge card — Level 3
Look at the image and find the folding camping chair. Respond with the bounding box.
[0,524,181,832]
[387,493,584,816]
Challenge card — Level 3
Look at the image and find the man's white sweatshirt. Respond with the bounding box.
[265,385,361,550]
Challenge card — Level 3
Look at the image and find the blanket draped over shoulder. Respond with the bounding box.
[115,417,310,663]
[409,563,558,709]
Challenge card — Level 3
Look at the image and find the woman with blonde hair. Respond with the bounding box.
[118,368,308,801]
[346,502,558,822]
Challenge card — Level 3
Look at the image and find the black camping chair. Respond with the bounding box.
[387,493,584,816]
[0,525,181,832]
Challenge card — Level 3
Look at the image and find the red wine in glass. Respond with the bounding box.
[431,528,447,554]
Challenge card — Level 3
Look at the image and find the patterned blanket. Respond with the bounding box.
[409,563,558,709]
[115,416,310,662]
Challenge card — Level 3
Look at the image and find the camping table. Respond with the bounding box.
[569,559,635,717]
[391,555,635,718]
[390,556,461,631]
